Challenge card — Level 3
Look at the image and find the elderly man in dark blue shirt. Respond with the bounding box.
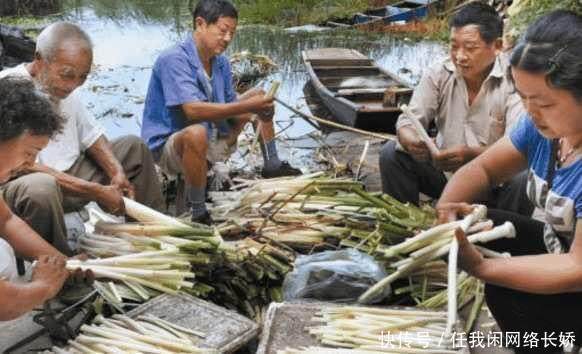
[142,0,300,224]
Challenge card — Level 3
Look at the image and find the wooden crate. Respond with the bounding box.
[127,293,258,353]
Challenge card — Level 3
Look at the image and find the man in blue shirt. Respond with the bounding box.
[142,0,300,224]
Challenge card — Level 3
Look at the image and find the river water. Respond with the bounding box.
[55,0,447,140]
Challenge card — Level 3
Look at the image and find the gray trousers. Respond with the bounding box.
[379,140,534,216]
[1,135,164,256]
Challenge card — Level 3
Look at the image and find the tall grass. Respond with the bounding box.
[0,0,61,16]
[509,0,582,33]
[234,0,370,26]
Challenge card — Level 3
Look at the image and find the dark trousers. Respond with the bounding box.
[378,140,534,216]
[379,140,448,204]
[484,210,582,354]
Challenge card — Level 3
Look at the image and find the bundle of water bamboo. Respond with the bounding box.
[358,208,514,304]
[191,238,293,321]
[84,199,294,319]
[67,249,195,305]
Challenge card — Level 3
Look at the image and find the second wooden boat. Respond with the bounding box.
[327,0,441,28]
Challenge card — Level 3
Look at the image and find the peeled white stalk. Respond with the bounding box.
[70,264,194,279]
[123,197,186,227]
[79,237,128,250]
[138,321,186,341]
[458,205,487,232]
[307,306,454,353]
[68,250,179,266]
[81,324,199,352]
[383,221,462,257]
[139,314,206,338]
[400,104,440,157]
[112,314,149,336]
[50,347,70,354]
[466,219,494,233]
[469,222,516,243]
[446,240,460,336]
[446,204,487,335]
[354,140,370,180]
[410,237,452,259]
[122,280,151,301]
[418,222,515,261]
[75,334,168,354]
[82,267,180,294]
[107,282,122,303]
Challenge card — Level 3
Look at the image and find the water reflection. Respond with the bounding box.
[59,1,446,139]
[64,0,193,28]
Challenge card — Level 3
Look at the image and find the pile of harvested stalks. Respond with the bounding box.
[212,173,435,252]
[211,176,501,318]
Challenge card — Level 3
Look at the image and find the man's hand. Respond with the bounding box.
[247,93,274,120]
[433,146,473,172]
[397,126,431,162]
[239,89,274,121]
[110,172,135,199]
[31,255,69,301]
[95,184,125,215]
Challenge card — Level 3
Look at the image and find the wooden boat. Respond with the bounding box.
[302,48,412,133]
[327,0,440,28]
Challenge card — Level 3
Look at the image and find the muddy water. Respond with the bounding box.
[60,1,446,139]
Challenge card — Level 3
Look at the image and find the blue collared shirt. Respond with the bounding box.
[141,35,237,152]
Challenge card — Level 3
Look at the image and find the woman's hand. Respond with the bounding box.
[454,227,486,276]
[436,202,475,224]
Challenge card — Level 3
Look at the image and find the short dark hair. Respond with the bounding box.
[449,2,503,44]
[192,0,238,27]
[510,10,582,101]
[0,76,64,142]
